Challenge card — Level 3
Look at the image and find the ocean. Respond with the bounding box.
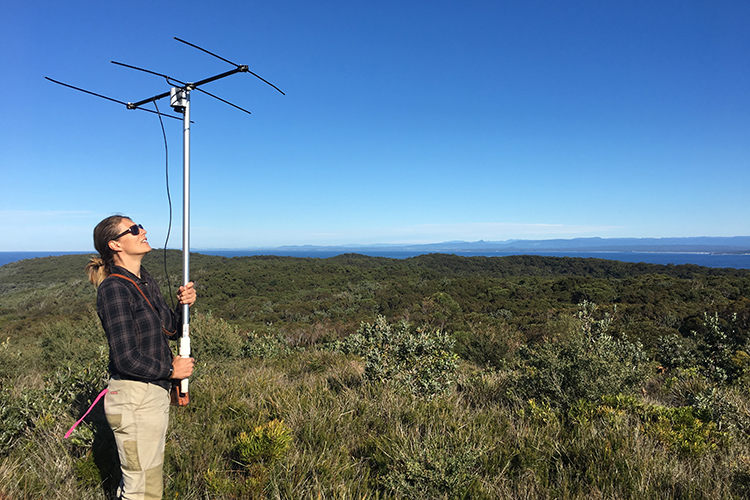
[2,250,749,270]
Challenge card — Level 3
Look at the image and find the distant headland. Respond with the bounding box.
[211,236,750,255]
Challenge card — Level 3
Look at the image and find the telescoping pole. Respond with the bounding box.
[171,86,191,399]
[181,89,191,395]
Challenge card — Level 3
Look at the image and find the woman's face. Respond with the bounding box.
[112,218,152,257]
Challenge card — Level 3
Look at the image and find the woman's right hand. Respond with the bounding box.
[171,356,195,379]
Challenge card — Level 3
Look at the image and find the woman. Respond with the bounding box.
[86,214,196,500]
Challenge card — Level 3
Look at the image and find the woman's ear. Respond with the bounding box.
[108,240,121,253]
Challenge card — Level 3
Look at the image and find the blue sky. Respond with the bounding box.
[1,1,748,251]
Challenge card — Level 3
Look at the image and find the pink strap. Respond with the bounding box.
[64,388,108,439]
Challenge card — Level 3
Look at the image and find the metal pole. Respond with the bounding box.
[179,89,191,396]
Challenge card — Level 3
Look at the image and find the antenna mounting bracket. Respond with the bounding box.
[170,87,188,113]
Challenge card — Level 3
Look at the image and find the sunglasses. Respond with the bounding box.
[113,224,144,240]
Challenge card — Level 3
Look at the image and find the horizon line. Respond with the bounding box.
[4,235,750,254]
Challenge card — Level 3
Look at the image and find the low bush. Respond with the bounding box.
[512,302,650,408]
[656,332,698,370]
[190,311,245,360]
[691,313,750,383]
[204,419,293,499]
[334,315,460,398]
[243,331,293,359]
[39,310,106,369]
[377,433,483,499]
[236,419,293,465]
[453,319,521,368]
[598,394,730,457]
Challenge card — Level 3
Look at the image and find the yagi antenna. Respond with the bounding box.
[109,61,253,115]
[46,38,284,404]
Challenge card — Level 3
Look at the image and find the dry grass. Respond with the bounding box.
[2,346,749,499]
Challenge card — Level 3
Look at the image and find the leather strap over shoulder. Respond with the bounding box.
[109,273,177,336]
[110,273,156,311]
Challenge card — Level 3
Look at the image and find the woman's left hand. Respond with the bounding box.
[177,282,197,307]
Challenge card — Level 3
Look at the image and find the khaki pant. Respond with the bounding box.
[105,378,170,500]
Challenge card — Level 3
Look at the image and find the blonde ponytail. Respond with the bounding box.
[85,257,109,287]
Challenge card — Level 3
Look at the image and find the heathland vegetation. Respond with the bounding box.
[1,251,749,498]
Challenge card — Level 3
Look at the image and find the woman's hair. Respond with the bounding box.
[85,215,129,287]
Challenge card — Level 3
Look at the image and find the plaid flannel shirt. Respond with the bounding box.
[97,265,181,391]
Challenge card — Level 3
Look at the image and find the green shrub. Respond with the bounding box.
[40,311,106,369]
[190,311,245,360]
[662,367,710,406]
[236,419,293,465]
[454,320,520,368]
[204,466,259,499]
[336,315,460,398]
[512,302,649,408]
[379,436,482,499]
[421,291,462,329]
[46,345,110,411]
[0,346,108,456]
[731,350,750,385]
[692,387,750,437]
[600,395,728,457]
[691,313,749,383]
[0,387,48,455]
[204,420,293,498]
[243,331,292,359]
[656,333,698,370]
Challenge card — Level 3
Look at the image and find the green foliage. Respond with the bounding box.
[203,466,260,499]
[236,419,293,465]
[46,346,110,409]
[190,311,245,360]
[3,346,750,499]
[243,331,293,359]
[598,395,728,457]
[453,319,521,368]
[336,315,460,398]
[0,345,108,456]
[0,387,46,455]
[692,386,750,437]
[689,313,749,383]
[421,291,462,329]
[5,251,750,362]
[0,254,94,293]
[40,310,106,368]
[204,420,293,498]
[377,434,482,499]
[512,302,650,408]
[4,253,750,499]
[656,332,697,370]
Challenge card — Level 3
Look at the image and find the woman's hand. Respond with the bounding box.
[177,282,196,307]
[171,356,195,379]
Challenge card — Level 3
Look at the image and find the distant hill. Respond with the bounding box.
[265,236,750,255]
